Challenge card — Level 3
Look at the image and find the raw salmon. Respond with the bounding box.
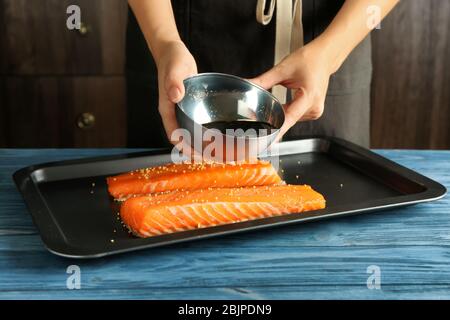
[107,161,282,200]
[120,185,326,237]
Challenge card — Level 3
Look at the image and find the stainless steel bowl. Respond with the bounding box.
[176,73,285,162]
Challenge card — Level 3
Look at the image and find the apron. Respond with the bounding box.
[126,0,372,148]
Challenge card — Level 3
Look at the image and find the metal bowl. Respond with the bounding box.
[175,73,285,162]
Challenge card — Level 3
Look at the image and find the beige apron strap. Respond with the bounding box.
[291,0,304,50]
[271,0,292,104]
[256,0,276,25]
[256,0,304,104]
[290,0,303,101]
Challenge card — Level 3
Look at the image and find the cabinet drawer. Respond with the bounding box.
[0,0,127,75]
[0,76,126,147]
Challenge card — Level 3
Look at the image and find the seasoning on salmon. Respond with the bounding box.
[107,160,282,200]
[120,185,326,238]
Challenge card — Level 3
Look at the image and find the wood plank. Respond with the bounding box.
[1,285,450,300]
[0,239,450,299]
[0,0,127,75]
[371,0,450,149]
[98,0,128,75]
[428,2,450,149]
[0,77,126,147]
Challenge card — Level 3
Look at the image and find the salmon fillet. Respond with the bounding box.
[120,185,326,237]
[107,161,282,199]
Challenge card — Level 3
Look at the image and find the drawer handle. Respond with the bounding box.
[77,113,96,129]
[78,22,91,36]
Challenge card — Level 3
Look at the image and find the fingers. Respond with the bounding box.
[164,66,189,103]
[300,95,325,121]
[248,64,287,90]
[300,105,324,121]
[277,91,325,140]
[160,59,197,143]
[158,88,179,142]
[278,89,310,138]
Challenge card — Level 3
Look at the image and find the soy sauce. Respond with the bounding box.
[203,121,276,137]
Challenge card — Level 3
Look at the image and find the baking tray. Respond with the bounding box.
[13,137,446,258]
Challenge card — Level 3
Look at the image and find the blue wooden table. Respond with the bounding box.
[0,149,449,300]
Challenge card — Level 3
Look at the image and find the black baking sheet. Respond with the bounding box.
[13,137,447,258]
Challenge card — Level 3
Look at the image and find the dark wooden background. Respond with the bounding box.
[371,0,450,149]
[0,0,128,148]
[0,0,449,149]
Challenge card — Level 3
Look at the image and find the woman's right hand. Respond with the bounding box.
[155,40,198,142]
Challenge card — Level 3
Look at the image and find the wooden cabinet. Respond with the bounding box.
[0,77,125,147]
[371,0,450,149]
[0,0,128,147]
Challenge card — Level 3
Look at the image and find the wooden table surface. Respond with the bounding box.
[0,149,449,300]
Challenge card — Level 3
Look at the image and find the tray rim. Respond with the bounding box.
[12,137,447,259]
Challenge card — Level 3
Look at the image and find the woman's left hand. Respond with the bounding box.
[250,42,335,138]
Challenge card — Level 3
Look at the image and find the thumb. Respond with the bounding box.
[278,89,309,138]
[165,69,188,103]
[248,65,285,90]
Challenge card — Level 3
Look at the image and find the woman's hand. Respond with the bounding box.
[155,40,197,141]
[250,0,399,139]
[250,42,335,138]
